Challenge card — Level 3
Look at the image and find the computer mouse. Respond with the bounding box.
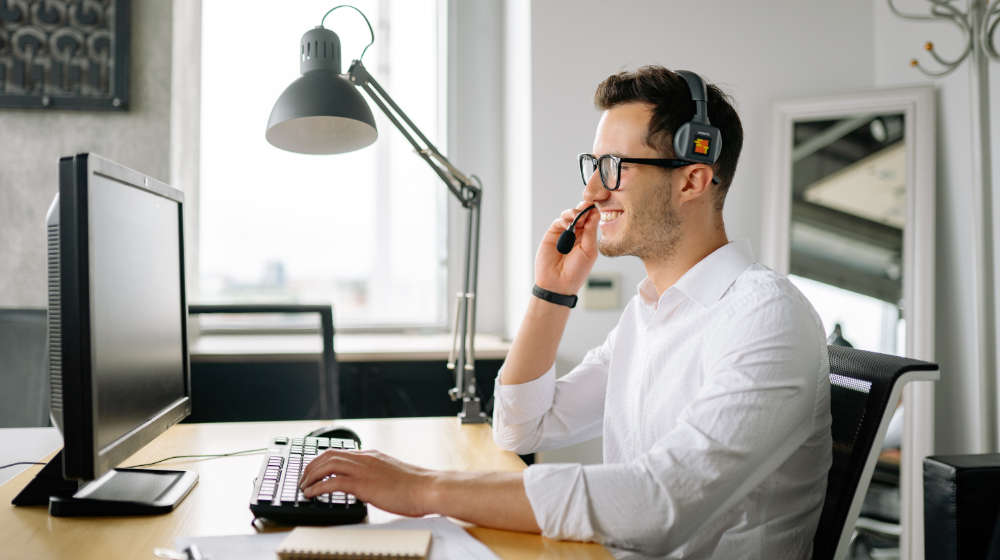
[305,425,362,448]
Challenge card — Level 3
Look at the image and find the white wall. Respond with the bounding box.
[450,0,505,336]
[873,1,1000,455]
[172,0,202,303]
[504,0,877,463]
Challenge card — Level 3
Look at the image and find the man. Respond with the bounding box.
[300,66,831,558]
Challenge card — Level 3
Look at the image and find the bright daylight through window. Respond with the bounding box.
[200,1,446,328]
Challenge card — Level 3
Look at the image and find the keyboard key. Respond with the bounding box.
[250,435,367,525]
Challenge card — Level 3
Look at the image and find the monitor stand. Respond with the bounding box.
[12,449,198,516]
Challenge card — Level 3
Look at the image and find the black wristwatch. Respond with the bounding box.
[532,284,578,308]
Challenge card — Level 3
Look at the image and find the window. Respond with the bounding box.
[200,0,446,329]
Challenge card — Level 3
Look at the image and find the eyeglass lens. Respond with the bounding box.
[579,155,619,190]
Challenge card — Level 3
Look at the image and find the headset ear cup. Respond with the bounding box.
[673,122,692,160]
[675,70,723,165]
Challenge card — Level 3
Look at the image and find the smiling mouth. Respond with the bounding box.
[600,210,623,224]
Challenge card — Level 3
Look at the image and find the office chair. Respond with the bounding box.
[812,345,939,560]
[187,304,339,420]
[0,308,49,427]
[847,408,905,559]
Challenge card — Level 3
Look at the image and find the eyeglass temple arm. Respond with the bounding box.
[346,59,486,423]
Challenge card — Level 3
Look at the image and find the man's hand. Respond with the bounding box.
[299,449,435,518]
[298,448,540,533]
[498,201,599,387]
[535,201,600,295]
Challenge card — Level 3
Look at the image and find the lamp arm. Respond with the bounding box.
[348,60,478,205]
[346,59,487,423]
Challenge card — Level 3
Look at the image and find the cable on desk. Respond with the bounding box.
[0,461,46,470]
[124,448,268,468]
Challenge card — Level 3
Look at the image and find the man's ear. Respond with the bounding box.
[677,164,715,202]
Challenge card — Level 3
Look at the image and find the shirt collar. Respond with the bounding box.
[637,239,756,309]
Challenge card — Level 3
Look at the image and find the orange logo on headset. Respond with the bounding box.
[694,138,710,155]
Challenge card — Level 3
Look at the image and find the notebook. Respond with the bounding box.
[276,526,432,559]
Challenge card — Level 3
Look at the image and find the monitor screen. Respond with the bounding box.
[48,153,192,481]
[88,172,186,451]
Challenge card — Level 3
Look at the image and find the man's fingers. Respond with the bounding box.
[579,208,599,253]
[548,216,572,236]
[302,474,359,498]
[555,204,593,233]
[560,208,578,222]
[300,451,363,488]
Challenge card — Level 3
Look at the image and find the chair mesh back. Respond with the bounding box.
[812,346,938,560]
[0,308,49,427]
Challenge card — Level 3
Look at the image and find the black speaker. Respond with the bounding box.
[924,454,1000,559]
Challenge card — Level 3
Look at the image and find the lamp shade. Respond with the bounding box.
[266,27,378,154]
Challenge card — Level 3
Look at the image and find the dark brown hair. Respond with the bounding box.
[594,66,743,209]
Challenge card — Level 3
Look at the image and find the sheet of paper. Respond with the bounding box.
[173,516,499,560]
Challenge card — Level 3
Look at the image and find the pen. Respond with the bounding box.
[184,544,205,560]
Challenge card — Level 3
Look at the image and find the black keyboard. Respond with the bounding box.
[249,435,367,525]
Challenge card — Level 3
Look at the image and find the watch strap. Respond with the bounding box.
[532,284,578,308]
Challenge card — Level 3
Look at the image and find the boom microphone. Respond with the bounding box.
[556,205,596,255]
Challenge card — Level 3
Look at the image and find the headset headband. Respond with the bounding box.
[676,70,710,125]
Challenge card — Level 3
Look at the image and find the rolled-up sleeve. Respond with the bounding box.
[492,327,617,455]
[520,289,828,556]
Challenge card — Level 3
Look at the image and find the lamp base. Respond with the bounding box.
[459,396,488,424]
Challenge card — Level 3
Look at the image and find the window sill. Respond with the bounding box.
[189,332,510,363]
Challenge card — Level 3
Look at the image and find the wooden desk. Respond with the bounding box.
[0,418,609,559]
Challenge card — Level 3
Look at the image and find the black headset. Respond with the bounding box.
[672,70,723,165]
[556,69,723,255]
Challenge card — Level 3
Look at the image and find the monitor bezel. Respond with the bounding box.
[58,153,192,481]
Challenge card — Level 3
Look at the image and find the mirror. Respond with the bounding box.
[790,112,906,356]
[764,87,936,560]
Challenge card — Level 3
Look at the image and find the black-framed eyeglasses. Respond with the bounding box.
[578,153,718,190]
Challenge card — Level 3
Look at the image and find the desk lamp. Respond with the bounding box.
[266,6,486,423]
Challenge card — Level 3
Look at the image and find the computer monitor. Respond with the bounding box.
[12,153,197,516]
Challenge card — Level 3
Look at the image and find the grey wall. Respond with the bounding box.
[0,0,173,307]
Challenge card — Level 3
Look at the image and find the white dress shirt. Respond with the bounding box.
[493,240,832,559]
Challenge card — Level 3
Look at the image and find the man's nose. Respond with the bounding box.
[583,170,609,203]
